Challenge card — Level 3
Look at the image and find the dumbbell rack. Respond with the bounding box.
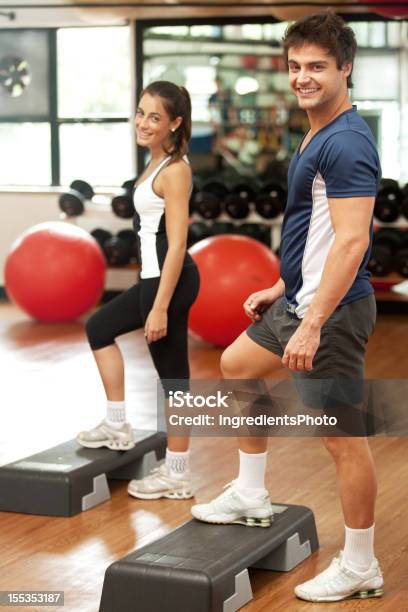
[59,196,140,292]
[58,186,408,303]
[370,178,408,301]
[190,210,283,251]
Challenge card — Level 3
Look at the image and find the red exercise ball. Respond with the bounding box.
[364,0,408,18]
[189,235,280,348]
[5,222,106,322]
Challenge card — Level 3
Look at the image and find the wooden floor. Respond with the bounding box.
[0,302,407,612]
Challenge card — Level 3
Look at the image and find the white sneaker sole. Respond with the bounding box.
[128,487,194,500]
[76,436,135,451]
[192,512,273,528]
[296,586,384,602]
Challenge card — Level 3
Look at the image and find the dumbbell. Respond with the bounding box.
[189,175,203,217]
[111,178,137,219]
[368,244,393,277]
[187,222,213,247]
[91,229,134,266]
[368,228,403,277]
[223,179,257,220]
[59,180,95,217]
[121,177,138,194]
[393,230,408,278]
[401,184,408,221]
[374,228,403,251]
[380,178,400,190]
[191,191,222,220]
[117,229,140,264]
[374,180,402,223]
[224,191,250,219]
[90,228,113,251]
[230,179,257,202]
[103,235,133,267]
[255,182,286,218]
[202,178,229,200]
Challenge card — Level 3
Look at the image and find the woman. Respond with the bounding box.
[76,81,200,501]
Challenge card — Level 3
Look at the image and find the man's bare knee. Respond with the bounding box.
[221,347,247,378]
[322,436,369,460]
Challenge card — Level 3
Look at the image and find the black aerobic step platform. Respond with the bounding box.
[0,430,166,517]
[99,503,318,612]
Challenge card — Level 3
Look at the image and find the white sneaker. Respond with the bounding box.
[128,464,194,500]
[294,552,384,602]
[76,419,135,451]
[191,481,273,527]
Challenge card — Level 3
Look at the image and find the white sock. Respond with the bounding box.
[165,449,190,478]
[106,400,127,429]
[343,524,375,572]
[235,449,267,496]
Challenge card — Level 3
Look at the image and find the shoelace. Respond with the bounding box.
[98,425,118,439]
[143,466,165,481]
[143,466,186,484]
[314,557,364,592]
[315,557,341,580]
[326,569,361,593]
[211,483,241,512]
[100,422,127,436]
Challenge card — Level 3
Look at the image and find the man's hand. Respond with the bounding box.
[282,322,321,372]
[243,287,280,322]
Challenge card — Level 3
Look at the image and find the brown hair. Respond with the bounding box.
[282,11,357,88]
[141,80,192,162]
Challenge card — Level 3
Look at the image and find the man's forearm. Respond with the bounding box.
[272,278,285,296]
[302,237,369,329]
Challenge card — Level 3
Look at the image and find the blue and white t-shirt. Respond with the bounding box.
[280,105,381,318]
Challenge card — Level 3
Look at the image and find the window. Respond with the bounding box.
[0,29,51,186]
[57,28,131,119]
[59,123,133,186]
[353,52,399,100]
[0,123,51,185]
[57,27,132,187]
[0,26,132,187]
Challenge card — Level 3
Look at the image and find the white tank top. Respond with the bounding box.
[133,155,190,279]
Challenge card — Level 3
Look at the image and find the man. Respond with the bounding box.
[191,12,384,602]
[208,76,236,171]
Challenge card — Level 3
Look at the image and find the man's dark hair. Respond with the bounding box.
[282,11,357,88]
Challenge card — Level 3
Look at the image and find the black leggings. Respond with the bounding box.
[85,265,200,392]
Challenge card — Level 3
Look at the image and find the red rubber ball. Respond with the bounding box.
[5,222,106,322]
[189,234,280,348]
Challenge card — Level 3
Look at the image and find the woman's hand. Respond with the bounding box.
[144,308,168,343]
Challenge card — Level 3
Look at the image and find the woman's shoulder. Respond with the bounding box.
[162,157,192,180]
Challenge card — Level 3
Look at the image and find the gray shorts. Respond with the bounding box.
[246,294,377,380]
